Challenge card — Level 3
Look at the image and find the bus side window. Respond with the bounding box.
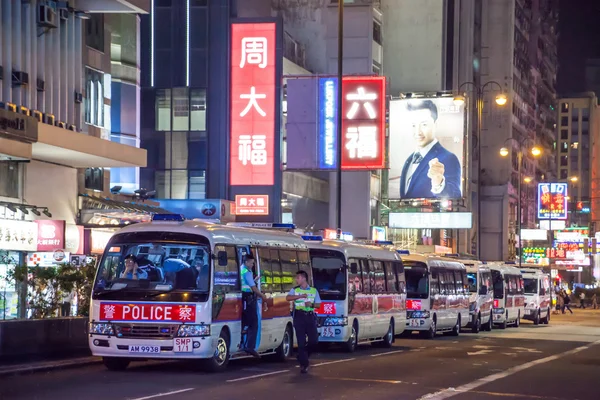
[279,250,298,292]
[369,260,385,294]
[430,268,440,296]
[257,247,273,294]
[461,271,469,294]
[347,257,362,294]
[360,259,371,294]
[444,270,456,295]
[384,261,398,293]
[453,270,464,295]
[270,249,284,292]
[214,245,240,293]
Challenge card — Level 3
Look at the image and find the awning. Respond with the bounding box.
[80,194,172,214]
[79,194,173,227]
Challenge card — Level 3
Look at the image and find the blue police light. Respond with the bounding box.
[374,240,394,246]
[396,250,410,255]
[272,223,296,229]
[301,235,323,241]
[444,253,459,258]
[152,214,185,222]
[504,261,516,265]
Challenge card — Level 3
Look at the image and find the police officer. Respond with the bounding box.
[241,254,267,358]
[286,270,321,373]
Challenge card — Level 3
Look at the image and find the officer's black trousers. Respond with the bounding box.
[293,311,318,368]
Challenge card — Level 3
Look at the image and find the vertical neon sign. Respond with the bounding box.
[318,77,338,169]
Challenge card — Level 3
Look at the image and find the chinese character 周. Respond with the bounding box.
[240,37,268,69]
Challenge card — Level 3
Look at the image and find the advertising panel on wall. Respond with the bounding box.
[538,183,568,220]
[389,212,473,229]
[36,220,66,251]
[234,195,269,215]
[230,22,277,186]
[0,220,38,251]
[388,97,465,200]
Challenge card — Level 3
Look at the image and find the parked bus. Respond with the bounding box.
[521,268,551,325]
[302,237,406,352]
[488,264,525,329]
[401,254,470,339]
[89,215,312,372]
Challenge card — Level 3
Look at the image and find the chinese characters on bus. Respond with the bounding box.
[537,183,568,220]
[230,23,276,185]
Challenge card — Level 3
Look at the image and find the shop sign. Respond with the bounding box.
[0,219,37,251]
[234,195,269,215]
[36,220,66,251]
[0,108,38,143]
[65,224,84,254]
[537,183,568,220]
[91,230,115,255]
[27,251,71,267]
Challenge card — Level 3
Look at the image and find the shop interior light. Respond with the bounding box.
[43,208,52,218]
[453,94,466,106]
[17,206,29,215]
[6,204,18,213]
[30,208,41,216]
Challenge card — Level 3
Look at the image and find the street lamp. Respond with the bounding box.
[570,176,578,183]
[455,81,507,259]
[499,138,542,266]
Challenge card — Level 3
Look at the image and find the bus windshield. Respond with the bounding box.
[404,264,429,299]
[310,249,346,300]
[491,270,504,299]
[467,273,477,293]
[93,232,211,302]
[523,278,538,294]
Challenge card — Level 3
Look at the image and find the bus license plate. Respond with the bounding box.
[321,327,336,338]
[410,319,423,327]
[524,309,531,315]
[128,345,160,354]
[174,338,193,353]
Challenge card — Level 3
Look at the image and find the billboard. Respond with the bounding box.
[234,195,269,215]
[537,183,568,220]
[36,220,66,252]
[388,98,465,200]
[230,22,276,185]
[389,212,472,229]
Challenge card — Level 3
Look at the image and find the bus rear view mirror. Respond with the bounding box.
[350,262,358,274]
[479,286,488,295]
[217,251,228,266]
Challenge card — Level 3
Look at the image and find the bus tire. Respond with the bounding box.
[344,321,358,353]
[514,312,520,328]
[533,310,540,325]
[203,329,230,373]
[450,316,460,337]
[472,313,481,334]
[498,315,507,330]
[103,357,130,371]
[484,315,493,331]
[274,324,293,362]
[542,308,550,324]
[379,320,394,348]
[421,317,436,339]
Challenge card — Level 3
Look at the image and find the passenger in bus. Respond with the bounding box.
[192,256,210,291]
[240,254,267,358]
[120,254,148,280]
[137,258,164,282]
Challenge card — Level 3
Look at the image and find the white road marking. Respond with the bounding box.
[417,340,600,400]
[312,358,356,367]
[226,369,290,383]
[129,388,195,400]
[370,350,405,357]
[466,350,493,356]
[473,345,497,349]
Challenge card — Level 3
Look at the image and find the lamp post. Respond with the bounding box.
[453,81,506,259]
[499,138,542,267]
[335,0,344,236]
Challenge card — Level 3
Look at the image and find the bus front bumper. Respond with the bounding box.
[89,335,216,359]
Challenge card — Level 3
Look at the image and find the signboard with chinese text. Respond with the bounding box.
[230,22,276,185]
[537,183,568,220]
[27,251,71,267]
[318,77,338,169]
[99,302,197,322]
[521,247,549,265]
[234,195,269,215]
[388,98,465,200]
[36,220,66,251]
[389,212,472,229]
[0,219,37,251]
[520,229,548,241]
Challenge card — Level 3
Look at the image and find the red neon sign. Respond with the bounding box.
[230,23,276,185]
[406,299,422,310]
[341,76,386,170]
[234,195,269,215]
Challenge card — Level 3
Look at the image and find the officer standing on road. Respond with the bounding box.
[241,254,267,358]
[286,270,321,374]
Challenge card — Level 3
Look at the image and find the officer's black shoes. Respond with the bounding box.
[243,349,260,358]
[300,366,309,374]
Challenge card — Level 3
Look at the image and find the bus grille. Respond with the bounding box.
[114,324,178,339]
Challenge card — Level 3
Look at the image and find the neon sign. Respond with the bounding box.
[318,78,338,169]
[537,183,568,220]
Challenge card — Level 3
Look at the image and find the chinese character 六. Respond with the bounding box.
[238,134,268,166]
[346,87,378,119]
[240,86,267,117]
[345,126,378,159]
[178,305,193,321]
[103,305,116,319]
[240,37,268,69]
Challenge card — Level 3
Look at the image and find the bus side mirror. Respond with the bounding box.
[217,251,228,266]
[479,286,488,295]
[350,263,358,274]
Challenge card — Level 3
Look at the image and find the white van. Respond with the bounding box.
[520,268,551,325]
[489,264,525,329]
[462,261,493,333]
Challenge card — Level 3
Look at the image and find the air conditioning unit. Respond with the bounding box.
[43,113,55,125]
[12,71,29,87]
[56,121,66,129]
[37,4,58,29]
[32,110,43,122]
[59,9,69,21]
[37,78,45,92]
[19,106,31,116]
[68,124,77,131]
[74,91,83,103]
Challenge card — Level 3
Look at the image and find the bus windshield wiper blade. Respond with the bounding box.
[94,287,129,297]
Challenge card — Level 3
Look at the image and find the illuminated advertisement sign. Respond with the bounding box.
[389,212,472,229]
[520,229,548,241]
[318,77,338,169]
[521,247,549,265]
[36,220,66,251]
[371,226,386,241]
[230,22,276,185]
[323,229,353,241]
[537,183,568,220]
[388,98,465,200]
[234,195,269,215]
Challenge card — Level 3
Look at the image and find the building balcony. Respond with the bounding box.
[76,0,149,13]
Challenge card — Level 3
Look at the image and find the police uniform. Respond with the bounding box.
[241,264,258,352]
[288,285,321,370]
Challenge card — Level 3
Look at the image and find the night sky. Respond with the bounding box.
[557,0,600,95]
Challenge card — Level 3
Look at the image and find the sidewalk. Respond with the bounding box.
[550,307,600,327]
[0,355,100,377]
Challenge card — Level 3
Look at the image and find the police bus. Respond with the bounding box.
[489,263,525,329]
[89,215,311,372]
[521,268,551,325]
[302,237,406,352]
[401,253,470,339]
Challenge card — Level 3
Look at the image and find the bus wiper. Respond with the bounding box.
[143,287,176,299]
[94,287,129,297]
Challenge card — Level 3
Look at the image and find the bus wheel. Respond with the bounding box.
[450,316,460,337]
[542,308,550,324]
[484,315,493,331]
[344,321,358,353]
[103,357,130,371]
[471,314,481,334]
[274,324,293,362]
[514,312,520,328]
[421,318,436,339]
[204,330,230,372]
[533,310,540,325]
[379,320,394,348]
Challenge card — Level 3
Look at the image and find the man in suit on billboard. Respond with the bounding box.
[399,100,462,199]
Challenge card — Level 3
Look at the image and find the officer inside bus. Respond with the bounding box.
[241,254,267,358]
[286,270,321,374]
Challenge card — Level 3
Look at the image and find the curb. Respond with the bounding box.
[0,357,102,377]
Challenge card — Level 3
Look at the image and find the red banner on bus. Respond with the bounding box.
[99,303,196,322]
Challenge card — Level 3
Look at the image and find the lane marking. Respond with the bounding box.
[226,369,289,383]
[322,377,405,384]
[312,358,355,367]
[467,349,493,356]
[417,340,600,400]
[370,349,405,357]
[129,388,194,400]
[468,390,570,400]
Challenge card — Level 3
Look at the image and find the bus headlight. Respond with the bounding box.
[177,324,211,337]
[323,317,348,326]
[89,322,115,336]
[408,311,430,319]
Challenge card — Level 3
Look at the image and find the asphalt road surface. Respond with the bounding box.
[2,313,599,400]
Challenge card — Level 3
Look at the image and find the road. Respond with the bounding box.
[2,311,599,400]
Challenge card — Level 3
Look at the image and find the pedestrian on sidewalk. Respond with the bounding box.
[592,293,598,309]
[563,291,574,314]
[286,270,320,374]
[579,292,586,309]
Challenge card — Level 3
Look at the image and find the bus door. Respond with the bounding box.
[237,245,264,351]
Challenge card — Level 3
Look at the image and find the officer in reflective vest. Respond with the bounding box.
[241,254,267,358]
[286,270,321,373]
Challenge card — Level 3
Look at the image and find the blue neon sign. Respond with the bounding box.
[318,77,338,169]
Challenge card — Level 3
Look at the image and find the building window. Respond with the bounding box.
[561,129,568,140]
[561,103,568,113]
[560,169,568,179]
[85,68,104,127]
[85,168,104,191]
[189,170,206,199]
[85,14,104,52]
[560,156,568,167]
[0,162,19,198]
[561,142,568,153]
[560,116,568,126]
[191,89,206,131]
[373,20,382,45]
[156,89,171,131]
[372,64,381,75]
